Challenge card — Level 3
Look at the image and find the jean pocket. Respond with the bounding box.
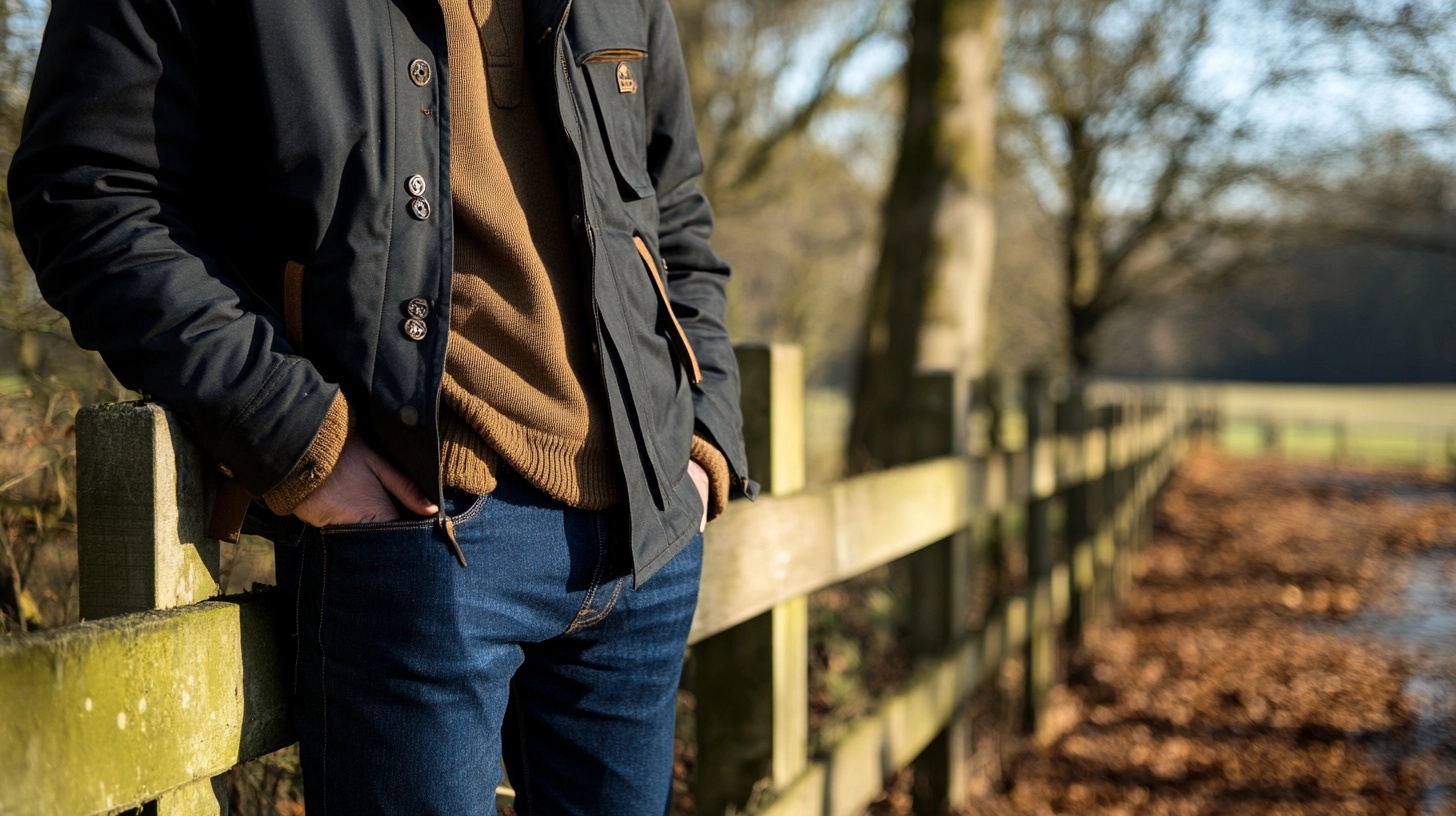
[316,491,488,541]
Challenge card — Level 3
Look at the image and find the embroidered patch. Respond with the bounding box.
[616,62,637,94]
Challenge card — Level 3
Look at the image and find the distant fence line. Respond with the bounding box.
[2,348,1220,816]
[1218,413,1456,469]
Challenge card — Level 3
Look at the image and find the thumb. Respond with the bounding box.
[363,448,440,516]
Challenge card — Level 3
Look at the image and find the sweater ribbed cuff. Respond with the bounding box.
[690,432,731,523]
[261,391,352,516]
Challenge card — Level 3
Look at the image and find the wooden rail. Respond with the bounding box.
[0,346,1214,816]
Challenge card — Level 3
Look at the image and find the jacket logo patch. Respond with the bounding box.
[616,62,637,94]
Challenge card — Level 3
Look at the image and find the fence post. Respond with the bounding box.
[1096,404,1120,626]
[907,371,972,814]
[1260,415,1279,456]
[1020,371,1055,734]
[694,344,808,815]
[75,402,228,815]
[1061,381,1093,644]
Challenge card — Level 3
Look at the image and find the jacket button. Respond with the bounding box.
[399,406,419,426]
[409,59,432,87]
[402,317,428,341]
[408,196,432,221]
[406,175,427,197]
[405,298,430,319]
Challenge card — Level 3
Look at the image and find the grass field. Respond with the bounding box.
[1203,382,1456,465]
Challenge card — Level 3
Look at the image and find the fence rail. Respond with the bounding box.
[0,346,1215,816]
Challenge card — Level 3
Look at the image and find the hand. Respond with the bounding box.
[292,435,439,527]
[688,459,709,532]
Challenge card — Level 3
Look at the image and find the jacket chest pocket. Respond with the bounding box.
[581,49,654,200]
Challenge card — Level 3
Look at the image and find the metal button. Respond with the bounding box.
[399,406,419,426]
[409,59,432,87]
[405,298,430,319]
[408,196,432,221]
[402,317,428,341]
[406,174,427,197]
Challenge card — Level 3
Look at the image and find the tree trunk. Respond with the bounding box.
[846,0,1000,473]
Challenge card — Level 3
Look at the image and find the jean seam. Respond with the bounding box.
[291,540,307,696]
[318,536,329,816]
[511,679,535,813]
[567,574,626,631]
[563,511,610,635]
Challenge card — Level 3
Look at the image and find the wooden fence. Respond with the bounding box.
[1218,414,1456,470]
[0,344,1212,816]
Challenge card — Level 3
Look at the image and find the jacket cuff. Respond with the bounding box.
[690,432,731,523]
[261,390,352,516]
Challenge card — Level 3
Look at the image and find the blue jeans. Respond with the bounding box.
[271,463,703,815]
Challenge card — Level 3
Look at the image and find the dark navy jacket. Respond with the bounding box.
[10,0,757,584]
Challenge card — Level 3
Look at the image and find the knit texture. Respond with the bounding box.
[690,433,730,520]
[437,0,624,508]
[260,390,351,515]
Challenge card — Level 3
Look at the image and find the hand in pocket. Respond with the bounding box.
[293,435,439,527]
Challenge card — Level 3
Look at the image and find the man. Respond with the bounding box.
[10,0,757,812]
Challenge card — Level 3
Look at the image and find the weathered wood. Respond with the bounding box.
[3,364,1215,816]
[0,599,290,816]
[907,372,972,814]
[76,402,220,620]
[690,457,973,644]
[695,344,810,815]
[1020,373,1055,732]
[144,776,227,816]
[76,401,232,816]
[757,610,1008,816]
[1062,383,1091,640]
[738,344,808,499]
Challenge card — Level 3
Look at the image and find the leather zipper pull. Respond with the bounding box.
[438,511,468,568]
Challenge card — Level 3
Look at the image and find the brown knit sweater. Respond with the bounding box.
[261,0,730,521]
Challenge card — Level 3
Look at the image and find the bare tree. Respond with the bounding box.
[846,0,1001,473]
[1286,0,1456,116]
[1275,0,1456,258]
[667,0,905,400]
[999,0,1275,373]
[670,0,897,203]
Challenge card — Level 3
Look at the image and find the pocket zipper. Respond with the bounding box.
[584,48,646,64]
[633,235,703,384]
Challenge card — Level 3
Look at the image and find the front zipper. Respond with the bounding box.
[555,0,622,488]
[422,0,468,567]
[282,260,306,349]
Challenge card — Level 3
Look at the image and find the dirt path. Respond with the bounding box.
[961,448,1456,816]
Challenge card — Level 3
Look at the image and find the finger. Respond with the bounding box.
[364,448,440,516]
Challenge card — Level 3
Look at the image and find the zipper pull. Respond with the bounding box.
[438,509,468,568]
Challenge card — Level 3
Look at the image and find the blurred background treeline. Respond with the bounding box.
[0,0,1450,652]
